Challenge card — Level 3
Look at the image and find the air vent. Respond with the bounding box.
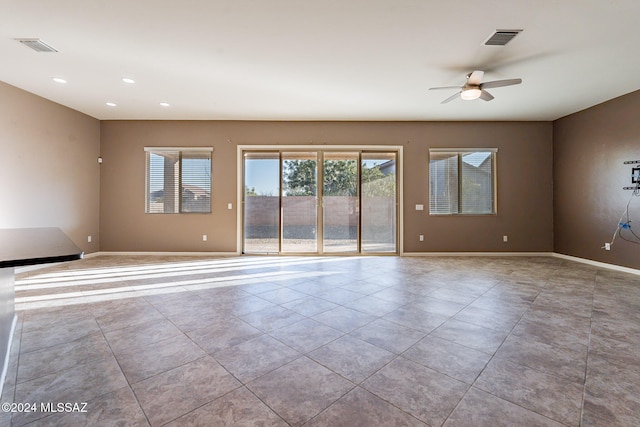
[483,30,522,46]
[15,38,58,53]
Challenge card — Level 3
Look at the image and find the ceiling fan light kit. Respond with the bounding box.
[429,70,522,104]
[460,88,481,100]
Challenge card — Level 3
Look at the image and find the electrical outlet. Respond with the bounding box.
[503,235,508,242]
[87,235,92,243]
[228,203,233,210]
[202,235,207,241]
[605,243,611,250]
[419,235,424,241]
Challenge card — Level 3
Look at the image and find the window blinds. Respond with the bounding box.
[145,148,212,214]
[429,149,496,215]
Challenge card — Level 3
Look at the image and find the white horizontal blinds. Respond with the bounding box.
[429,152,458,214]
[181,151,212,213]
[145,147,212,214]
[429,149,496,215]
[461,151,494,214]
[146,150,179,213]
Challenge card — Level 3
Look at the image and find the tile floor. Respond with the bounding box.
[1,255,639,426]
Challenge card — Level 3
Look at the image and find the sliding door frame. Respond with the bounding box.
[237,145,404,255]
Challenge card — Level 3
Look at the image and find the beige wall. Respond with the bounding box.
[554,90,640,270]
[100,120,554,253]
[6,77,640,266]
[0,82,100,253]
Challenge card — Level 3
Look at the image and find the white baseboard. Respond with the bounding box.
[82,252,101,258]
[552,253,640,276]
[403,252,554,257]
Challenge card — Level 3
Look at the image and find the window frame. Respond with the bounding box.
[144,147,213,214]
[428,148,497,216]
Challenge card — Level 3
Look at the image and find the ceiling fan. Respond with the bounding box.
[429,70,522,104]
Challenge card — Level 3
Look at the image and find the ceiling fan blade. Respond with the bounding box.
[480,78,522,89]
[479,90,494,101]
[467,70,484,85]
[429,86,462,91]
[441,92,460,104]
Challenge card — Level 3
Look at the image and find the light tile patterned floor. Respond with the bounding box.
[1,255,639,426]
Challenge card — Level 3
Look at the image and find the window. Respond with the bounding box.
[429,149,496,215]
[145,147,212,213]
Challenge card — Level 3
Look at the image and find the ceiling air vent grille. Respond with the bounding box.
[15,38,58,53]
[484,30,522,46]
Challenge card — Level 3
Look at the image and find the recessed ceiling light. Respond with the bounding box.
[159,102,170,107]
[122,77,135,84]
[52,77,67,84]
[106,102,117,107]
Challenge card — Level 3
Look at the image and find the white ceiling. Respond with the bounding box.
[1,0,639,121]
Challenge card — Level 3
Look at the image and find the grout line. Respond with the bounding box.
[10,254,636,426]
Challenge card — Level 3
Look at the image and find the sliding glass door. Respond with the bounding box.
[243,149,398,254]
[282,152,318,253]
[323,152,359,253]
[243,152,280,254]
[361,153,397,253]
